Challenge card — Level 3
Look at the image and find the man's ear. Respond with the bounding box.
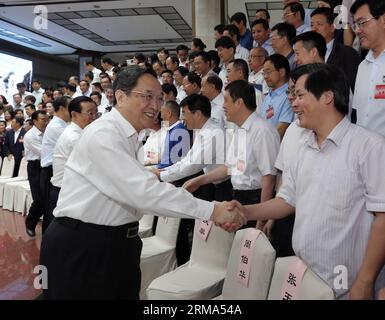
[321,90,334,106]
[114,89,126,104]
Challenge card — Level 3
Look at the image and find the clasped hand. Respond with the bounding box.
[211,200,248,233]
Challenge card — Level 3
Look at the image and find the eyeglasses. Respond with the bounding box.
[282,12,296,19]
[129,90,164,106]
[262,69,277,77]
[352,16,378,31]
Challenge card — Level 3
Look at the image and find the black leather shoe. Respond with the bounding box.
[26,228,36,237]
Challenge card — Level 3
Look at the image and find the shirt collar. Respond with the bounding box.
[167,120,182,131]
[269,82,288,97]
[32,125,43,136]
[365,48,385,63]
[69,121,83,132]
[52,116,68,127]
[212,92,224,105]
[305,116,351,149]
[240,112,257,131]
[109,107,137,139]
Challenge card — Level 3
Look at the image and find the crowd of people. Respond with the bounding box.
[1,0,385,300]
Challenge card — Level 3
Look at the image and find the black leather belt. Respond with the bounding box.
[55,217,139,239]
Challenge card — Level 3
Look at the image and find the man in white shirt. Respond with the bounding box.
[24,110,49,237]
[351,0,385,137]
[73,80,91,98]
[229,64,385,299]
[49,96,98,220]
[173,66,188,103]
[101,57,115,78]
[184,80,280,229]
[39,65,247,300]
[248,47,269,95]
[31,80,45,105]
[40,96,70,233]
[16,82,32,101]
[85,61,102,84]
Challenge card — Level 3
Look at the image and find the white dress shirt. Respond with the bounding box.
[91,67,102,84]
[32,87,45,105]
[325,39,335,64]
[41,116,68,168]
[227,112,279,190]
[160,118,226,183]
[176,85,187,104]
[248,69,269,95]
[277,117,385,299]
[51,122,83,188]
[13,128,22,144]
[235,44,250,62]
[210,93,226,129]
[54,108,213,226]
[142,128,166,164]
[23,126,43,161]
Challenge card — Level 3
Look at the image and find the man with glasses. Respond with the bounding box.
[259,54,293,140]
[283,2,311,35]
[49,96,98,220]
[39,65,247,300]
[248,47,269,95]
[351,0,385,138]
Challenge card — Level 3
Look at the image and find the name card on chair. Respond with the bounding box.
[197,220,213,241]
[281,257,308,300]
[236,228,261,287]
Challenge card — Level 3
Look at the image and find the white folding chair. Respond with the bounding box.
[2,180,29,212]
[138,214,154,238]
[0,157,15,178]
[0,157,28,206]
[146,220,234,300]
[267,256,335,300]
[13,181,32,214]
[214,228,276,300]
[139,216,181,299]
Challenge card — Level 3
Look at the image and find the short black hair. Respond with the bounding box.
[251,19,270,30]
[256,9,270,20]
[284,2,306,21]
[351,0,385,17]
[207,50,220,67]
[293,31,327,60]
[90,91,102,100]
[230,12,247,25]
[180,94,211,118]
[157,47,169,55]
[31,109,47,122]
[24,95,36,103]
[85,60,93,66]
[206,75,223,92]
[176,44,188,52]
[161,69,173,77]
[224,24,241,42]
[25,103,36,110]
[215,36,236,51]
[175,66,189,77]
[214,24,225,34]
[16,82,26,88]
[229,59,249,80]
[134,53,146,63]
[290,63,326,82]
[113,65,156,94]
[186,72,202,88]
[162,83,177,97]
[14,116,24,127]
[195,51,211,64]
[264,54,290,80]
[296,63,349,115]
[192,38,207,51]
[32,79,41,84]
[272,22,298,45]
[167,55,179,65]
[164,100,180,118]
[101,57,113,65]
[65,83,76,93]
[226,80,256,112]
[311,7,335,25]
[52,96,69,112]
[84,71,94,80]
[68,96,94,117]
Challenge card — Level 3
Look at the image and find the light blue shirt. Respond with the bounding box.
[258,83,293,126]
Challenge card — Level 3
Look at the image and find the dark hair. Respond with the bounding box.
[15,108,24,115]
[180,93,211,118]
[175,66,189,77]
[272,22,297,45]
[229,59,249,80]
[293,31,327,60]
[25,103,36,110]
[85,60,93,66]
[52,96,69,112]
[5,109,15,119]
[195,51,211,64]
[92,82,103,90]
[284,3,306,21]
[176,44,188,52]
[224,24,241,42]
[186,72,202,88]
[290,63,326,82]
[134,53,146,63]
[31,109,47,122]
[264,54,290,79]
[0,120,6,127]
[164,100,180,118]
[161,69,173,77]
[256,9,271,20]
[251,19,270,30]
[24,95,36,103]
[207,50,220,67]
[214,24,225,34]
[113,65,156,94]
[167,55,179,65]
[206,75,223,92]
[101,57,113,65]
[16,82,26,88]
[297,63,349,114]
[32,79,41,84]
[162,83,177,97]
[68,96,94,117]
[0,95,8,104]
[311,7,335,25]
[25,119,33,126]
[84,71,94,81]
[14,116,24,127]
[90,91,102,100]
[65,83,76,93]
[157,47,169,55]
[226,80,256,112]
[230,12,247,25]
[79,79,90,86]
[192,38,207,51]
[215,36,236,51]
[188,51,199,61]
[351,0,385,17]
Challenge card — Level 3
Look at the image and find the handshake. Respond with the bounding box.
[211,200,248,233]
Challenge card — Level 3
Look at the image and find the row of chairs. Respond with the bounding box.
[138,216,335,300]
[0,157,32,215]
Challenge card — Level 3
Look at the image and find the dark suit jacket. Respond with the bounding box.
[3,128,26,176]
[327,41,362,91]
